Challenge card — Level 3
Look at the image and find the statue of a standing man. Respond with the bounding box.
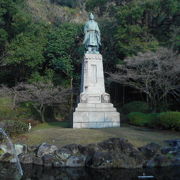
[83,13,101,53]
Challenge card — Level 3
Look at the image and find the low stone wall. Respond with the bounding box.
[0,138,179,168]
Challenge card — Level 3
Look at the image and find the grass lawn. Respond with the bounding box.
[13,122,180,148]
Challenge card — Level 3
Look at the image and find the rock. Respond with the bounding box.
[165,139,180,147]
[146,159,157,167]
[88,150,144,169]
[161,147,175,154]
[42,154,55,167]
[0,144,12,154]
[98,138,135,153]
[87,151,113,168]
[172,157,180,166]
[62,144,82,154]
[28,145,37,153]
[86,138,145,169]
[66,155,86,167]
[0,152,14,162]
[0,148,5,156]
[146,154,172,167]
[79,143,100,156]
[139,143,161,159]
[53,161,65,168]
[15,144,27,155]
[19,153,33,164]
[56,148,72,160]
[33,156,43,165]
[37,143,58,158]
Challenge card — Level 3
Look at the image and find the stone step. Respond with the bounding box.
[75,107,117,112]
[77,103,114,108]
[73,122,120,128]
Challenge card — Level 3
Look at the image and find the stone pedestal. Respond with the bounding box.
[73,53,120,128]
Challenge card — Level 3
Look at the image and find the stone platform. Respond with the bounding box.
[73,103,120,128]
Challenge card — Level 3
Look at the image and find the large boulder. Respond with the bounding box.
[56,148,72,160]
[62,144,82,154]
[15,144,27,155]
[33,156,43,165]
[97,138,135,153]
[53,161,65,168]
[0,152,14,162]
[19,153,33,164]
[165,140,180,147]
[27,145,37,153]
[66,155,86,167]
[86,138,144,168]
[42,154,55,167]
[79,143,100,156]
[146,154,172,167]
[37,143,58,158]
[87,151,113,168]
[139,143,161,159]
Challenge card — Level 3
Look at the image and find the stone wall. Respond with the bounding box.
[0,138,179,168]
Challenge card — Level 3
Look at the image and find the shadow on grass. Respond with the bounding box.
[33,121,71,130]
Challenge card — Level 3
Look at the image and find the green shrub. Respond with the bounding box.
[122,101,150,114]
[0,106,17,120]
[0,120,28,136]
[128,112,158,127]
[158,112,180,130]
[0,97,33,120]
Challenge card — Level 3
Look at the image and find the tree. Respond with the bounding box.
[0,83,71,122]
[1,23,49,83]
[45,23,82,79]
[114,0,180,58]
[45,23,83,112]
[109,48,180,111]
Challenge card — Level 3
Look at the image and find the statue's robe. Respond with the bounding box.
[83,20,101,49]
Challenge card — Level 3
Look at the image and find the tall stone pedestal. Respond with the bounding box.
[73,53,120,128]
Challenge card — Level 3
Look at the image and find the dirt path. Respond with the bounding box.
[13,125,180,148]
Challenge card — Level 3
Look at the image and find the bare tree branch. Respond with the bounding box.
[109,48,180,111]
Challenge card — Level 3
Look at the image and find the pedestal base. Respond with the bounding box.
[73,103,120,128]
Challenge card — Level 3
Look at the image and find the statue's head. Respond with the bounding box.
[89,13,94,20]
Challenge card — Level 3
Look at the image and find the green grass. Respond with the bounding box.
[32,121,71,130]
[0,97,12,106]
[13,124,180,148]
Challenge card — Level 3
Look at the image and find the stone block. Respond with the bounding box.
[78,103,96,108]
[104,122,113,128]
[73,112,89,123]
[96,123,105,128]
[81,123,97,128]
[88,112,105,122]
[95,103,113,108]
[105,112,120,122]
[113,122,120,127]
[73,123,82,128]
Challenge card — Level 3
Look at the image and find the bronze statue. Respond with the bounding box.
[83,13,101,53]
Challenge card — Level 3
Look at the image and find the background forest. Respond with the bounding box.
[0,0,179,133]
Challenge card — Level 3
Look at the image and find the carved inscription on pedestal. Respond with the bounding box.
[91,64,97,84]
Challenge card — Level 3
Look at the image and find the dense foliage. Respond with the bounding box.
[128,112,157,127]
[128,111,180,130]
[0,119,28,135]
[122,101,150,114]
[158,112,180,130]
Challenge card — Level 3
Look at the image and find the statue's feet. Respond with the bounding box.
[93,50,99,54]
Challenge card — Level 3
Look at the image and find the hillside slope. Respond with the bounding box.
[26,0,88,24]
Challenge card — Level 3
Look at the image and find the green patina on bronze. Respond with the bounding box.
[83,13,101,53]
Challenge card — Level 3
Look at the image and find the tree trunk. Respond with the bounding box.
[70,77,73,112]
[40,105,46,123]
